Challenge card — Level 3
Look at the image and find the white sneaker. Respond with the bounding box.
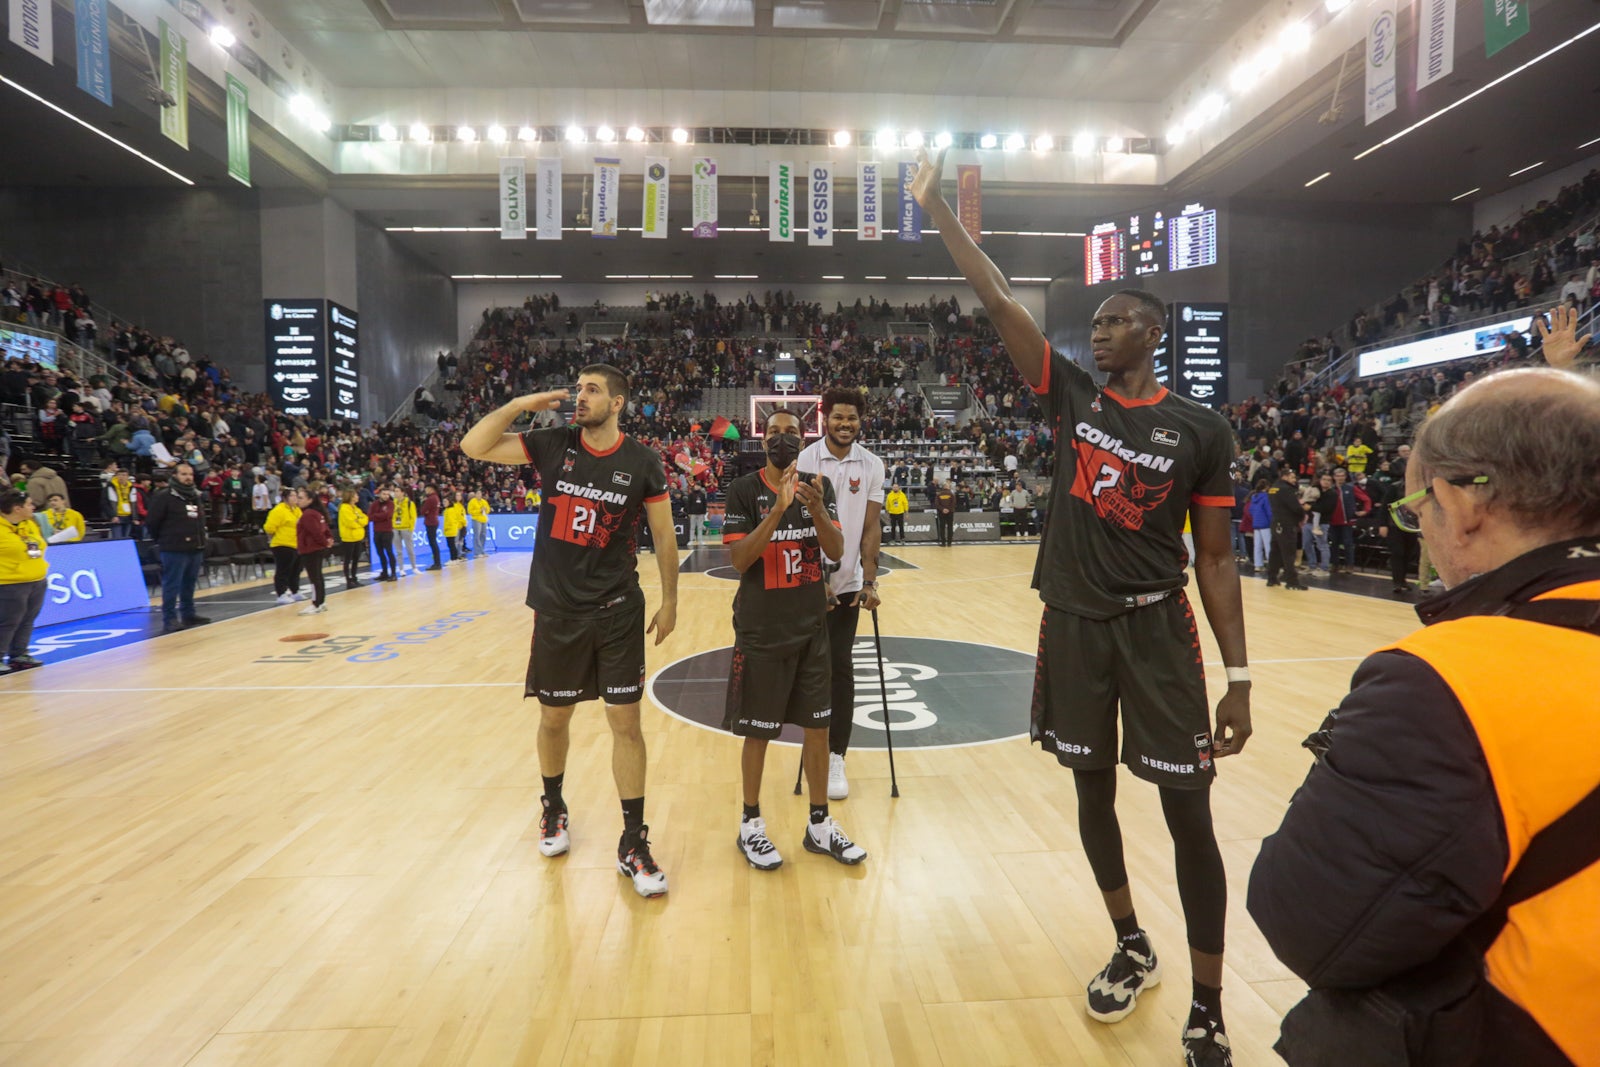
[275,592,296,605]
[802,816,867,865]
[828,752,849,800]
[537,796,570,857]
[737,817,783,870]
[292,592,310,601]
[298,604,327,615]
[617,826,668,897]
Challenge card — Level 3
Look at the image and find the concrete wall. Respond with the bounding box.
[355,221,458,420]
[0,185,264,390]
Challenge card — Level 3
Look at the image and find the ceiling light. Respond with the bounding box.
[979,133,998,149]
[875,128,896,149]
[410,122,431,143]
[671,127,690,144]
[1198,93,1225,122]
[822,275,844,280]
[565,125,586,143]
[209,24,236,49]
[1325,0,1351,11]
[934,131,953,149]
[904,130,924,149]
[1509,160,1544,177]
[517,126,539,143]
[596,125,616,143]
[625,125,646,142]
[456,125,477,143]
[832,130,852,147]
[290,94,314,119]
[377,123,398,142]
[1071,133,1093,154]
[1034,134,1055,153]
[486,124,507,143]
[1281,20,1312,52]
[1104,135,1124,153]
[1304,171,1331,187]
[1579,135,1600,149]
[0,75,194,185]
[1451,187,1480,201]
[1003,133,1025,151]
[1230,60,1260,92]
[1166,126,1185,147]
[311,112,331,134]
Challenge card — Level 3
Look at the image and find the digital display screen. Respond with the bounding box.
[264,299,328,420]
[329,302,360,422]
[1084,224,1126,285]
[1084,202,1220,285]
[1168,205,1219,273]
[1171,302,1228,406]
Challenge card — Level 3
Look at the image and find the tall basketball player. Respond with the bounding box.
[461,364,681,898]
[913,149,1252,1067]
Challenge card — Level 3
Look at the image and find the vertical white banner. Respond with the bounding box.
[9,0,54,64]
[1415,0,1456,91]
[536,157,561,240]
[642,156,669,240]
[1365,3,1398,125]
[769,160,793,243]
[857,162,882,241]
[692,158,718,238]
[592,157,620,238]
[499,157,527,240]
[807,161,833,246]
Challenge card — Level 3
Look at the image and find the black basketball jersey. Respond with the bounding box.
[722,469,840,650]
[519,425,668,616]
[1032,343,1236,619]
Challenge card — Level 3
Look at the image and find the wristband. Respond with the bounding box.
[861,580,876,588]
[1225,667,1251,684]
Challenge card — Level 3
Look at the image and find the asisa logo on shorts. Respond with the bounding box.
[649,637,1034,749]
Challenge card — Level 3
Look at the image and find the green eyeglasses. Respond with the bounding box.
[1389,475,1490,533]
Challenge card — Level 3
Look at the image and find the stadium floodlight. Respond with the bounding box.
[456,125,477,143]
[832,130,852,147]
[311,112,331,134]
[1325,0,1351,11]
[595,125,616,142]
[1003,133,1025,151]
[290,94,315,119]
[1281,20,1312,52]
[565,125,586,143]
[671,127,690,144]
[625,125,646,142]
[209,25,236,48]
[377,123,398,142]
[1071,133,1093,154]
[978,133,998,149]
[904,130,925,149]
[486,124,507,143]
[1035,134,1055,153]
[1104,135,1124,153]
[409,122,432,143]
[934,131,954,149]
[517,126,539,142]
[1197,93,1225,122]
[875,128,896,149]
[1166,126,1185,147]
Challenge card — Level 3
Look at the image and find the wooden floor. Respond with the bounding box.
[0,546,1422,1067]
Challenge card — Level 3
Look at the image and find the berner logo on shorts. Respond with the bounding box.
[649,637,1033,748]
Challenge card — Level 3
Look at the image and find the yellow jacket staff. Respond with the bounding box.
[262,501,302,549]
[393,496,417,530]
[467,496,490,524]
[0,514,48,584]
[885,488,909,516]
[338,500,370,543]
[442,501,467,538]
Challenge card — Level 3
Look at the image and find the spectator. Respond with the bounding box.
[293,485,333,615]
[263,488,305,605]
[442,492,466,562]
[1326,467,1371,573]
[21,463,68,509]
[392,485,418,577]
[145,464,211,634]
[0,489,48,673]
[336,488,368,588]
[1246,478,1272,570]
[422,485,442,570]
[369,487,397,581]
[466,490,490,557]
[39,493,85,543]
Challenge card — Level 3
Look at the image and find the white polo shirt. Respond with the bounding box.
[798,437,885,596]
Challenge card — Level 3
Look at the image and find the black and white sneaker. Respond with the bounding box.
[537,796,569,857]
[737,817,783,870]
[617,825,668,897]
[801,817,867,865]
[1183,1023,1232,1066]
[1085,937,1161,1022]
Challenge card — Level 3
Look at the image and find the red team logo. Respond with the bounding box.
[549,494,630,548]
[1070,442,1174,532]
[848,477,861,495]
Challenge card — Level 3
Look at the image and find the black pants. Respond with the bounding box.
[888,514,904,543]
[299,549,327,606]
[0,579,46,660]
[1388,525,1419,588]
[1266,521,1300,586]
[826,590,862,756]
[425,524,441,566]
[936,513,954,546]
[447,534,461,561]
[374,531,396,576]
[271,545,302,595]
[339,541,362,583]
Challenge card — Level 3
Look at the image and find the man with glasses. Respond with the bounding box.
[1249,307,1600,1065]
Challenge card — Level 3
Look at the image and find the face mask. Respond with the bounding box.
[766,432,802,469]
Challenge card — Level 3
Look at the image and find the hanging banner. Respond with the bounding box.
[1364,4,1398,126]
[499,156,526,240]
[807,161,833,246]
[536,157,561,240]
[225,74,250,186]
[592,158,620,238]
[692,157,718,238]
[1415,0,1456,91]
[158,18,189,148]
[897,161,923,243]
[642,156,669,240]
[769,161,794,242]
[957,164,982,244]
[10,0,54,64]
[857,162,882,241]
[1484,0,1528,57]
[75,0,112,104]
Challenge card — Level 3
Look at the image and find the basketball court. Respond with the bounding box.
[0,545,1420,1066]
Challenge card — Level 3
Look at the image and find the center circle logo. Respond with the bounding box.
[647,636,1033,749]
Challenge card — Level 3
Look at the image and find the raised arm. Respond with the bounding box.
[459,391,567,464]
[911,147,1048,388]
[1532,303,1593,370]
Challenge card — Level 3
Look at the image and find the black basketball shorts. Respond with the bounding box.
[722,623,833,740]
[525,600,646,707]
[1030,593,1217,789]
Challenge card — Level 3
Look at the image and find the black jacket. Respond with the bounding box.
[145,483,208,551]
[1267,478,1304,526]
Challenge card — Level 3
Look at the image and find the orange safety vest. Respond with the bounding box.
[1382,577,1600,1066]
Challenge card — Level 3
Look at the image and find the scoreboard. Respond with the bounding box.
[1083,201,1220,285]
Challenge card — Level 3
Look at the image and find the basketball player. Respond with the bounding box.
[797,387,885,799]
[460,365,681,898]
[913,149,1251,1067]
[723,409,866,869]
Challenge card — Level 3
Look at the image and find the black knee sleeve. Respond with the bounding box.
[1159,785,1227,956]
[1073,767,1128,893]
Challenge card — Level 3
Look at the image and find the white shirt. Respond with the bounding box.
[797,437,885,596]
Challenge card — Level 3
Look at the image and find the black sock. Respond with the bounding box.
[743,803,760,822]
[1189,981,1224,1031]
[620,796,645,835]
[1112,912,1141,941]
[809,803,828,825]
[542,774,565,808]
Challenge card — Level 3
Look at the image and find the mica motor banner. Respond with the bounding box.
[897,161,923,242]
